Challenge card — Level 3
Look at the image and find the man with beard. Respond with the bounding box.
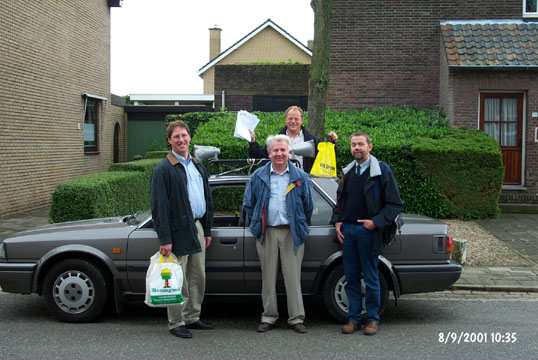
[331,132,403,336]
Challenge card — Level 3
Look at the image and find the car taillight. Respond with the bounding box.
[446,236,454,253]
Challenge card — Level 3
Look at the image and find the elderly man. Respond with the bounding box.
[248,106,338,173]
[243,134,314,333]
[332,132,403,336]
[150,120,214,339]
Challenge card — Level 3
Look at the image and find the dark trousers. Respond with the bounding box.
[341,223,380,324]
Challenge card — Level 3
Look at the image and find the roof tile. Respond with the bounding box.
[441,21,538,67]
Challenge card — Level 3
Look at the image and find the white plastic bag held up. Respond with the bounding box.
[144,252,184,307]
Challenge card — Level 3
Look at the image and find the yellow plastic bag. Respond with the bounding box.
[310,142,337,177]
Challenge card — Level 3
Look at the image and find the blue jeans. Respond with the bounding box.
[341,222,380,324]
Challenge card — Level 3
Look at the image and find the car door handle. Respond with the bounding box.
[220,237,237,245]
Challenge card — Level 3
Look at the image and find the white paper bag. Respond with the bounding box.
[144,252,184,307]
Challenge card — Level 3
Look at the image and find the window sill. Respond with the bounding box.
[84,151,100,155]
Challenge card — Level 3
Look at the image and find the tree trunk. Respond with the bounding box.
[307,0,332,140]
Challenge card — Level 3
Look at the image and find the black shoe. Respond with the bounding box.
[257,322,274,332]
[186,319,215,330]
[169,325,192,339]
[291,323,307,333]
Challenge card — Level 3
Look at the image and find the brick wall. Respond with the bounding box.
[329,0,522,110]
[214,65,309,111]
[0,1,122,217]
[447,70,538,203]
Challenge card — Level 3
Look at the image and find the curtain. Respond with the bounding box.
[501,98,517,146]
[484,98,499,143]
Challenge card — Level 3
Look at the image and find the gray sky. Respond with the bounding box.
[110,0,314,96]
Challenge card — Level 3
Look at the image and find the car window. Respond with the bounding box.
[311,189,334,226]
[211,185,246,227]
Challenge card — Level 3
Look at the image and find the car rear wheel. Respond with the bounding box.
[323,263,389,324]
[42,259,108,323]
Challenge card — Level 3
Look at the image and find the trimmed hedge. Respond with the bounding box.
[145,151,168,159]
[192,107,503,219]
[50,107,503,221]
[108,158,162,176]
[49,171,149,223]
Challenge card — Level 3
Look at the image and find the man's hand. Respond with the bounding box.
[327,131,338,143]
[357,219,376,231]
[159,244,172,257]
[205,237,212,249]
[248,129,256,143]
[335,221,344,245]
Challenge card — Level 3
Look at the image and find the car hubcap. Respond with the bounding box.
[334,275,349,313]
[52,270,95,314]
[334,274,369,314]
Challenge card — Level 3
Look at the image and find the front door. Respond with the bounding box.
[480,93,523,185]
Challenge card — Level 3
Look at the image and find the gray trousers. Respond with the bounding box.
[256,227,305,325]
[167,220,206,329]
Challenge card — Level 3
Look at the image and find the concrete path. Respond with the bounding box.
[1,207,537,292]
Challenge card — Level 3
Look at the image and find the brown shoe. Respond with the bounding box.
[341,321,360,334]
[257,322,274,332]
[291,323,307,333]
[364,320,378,335]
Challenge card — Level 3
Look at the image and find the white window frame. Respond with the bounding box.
[523,0,538,18]
[82,93,107,153]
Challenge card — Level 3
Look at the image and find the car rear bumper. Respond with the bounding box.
[394,260,462,294]
[0,262,36,294]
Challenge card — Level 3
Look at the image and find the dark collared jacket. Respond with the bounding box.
[248,126,339,173]
[331,155,403,256]
[150,152,213,256]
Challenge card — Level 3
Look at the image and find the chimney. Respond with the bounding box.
[307,40,314,50]
[209,25,222,61]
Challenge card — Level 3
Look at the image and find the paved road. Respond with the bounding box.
[0,292,537,360]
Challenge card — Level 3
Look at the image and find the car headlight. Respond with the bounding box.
[0,241,6,259]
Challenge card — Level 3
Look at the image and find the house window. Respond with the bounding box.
[83,93,107,153]
[84,98,99,152]
[524,0,538,17]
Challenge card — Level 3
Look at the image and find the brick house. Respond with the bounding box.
[198,19,312,112]
[329,0,538,209]
[0,0,125,218]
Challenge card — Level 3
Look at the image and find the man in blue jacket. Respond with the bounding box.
[332,132,403,336]
[243,134,314,333]
[150,121,214,339]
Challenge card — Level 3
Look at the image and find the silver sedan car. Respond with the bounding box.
[0,175,461,323]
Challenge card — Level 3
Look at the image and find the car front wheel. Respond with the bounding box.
[323,263,389,324]
[42,259,108,323]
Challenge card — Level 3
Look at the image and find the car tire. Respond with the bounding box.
[42,259,108,323]
[323,263,389,324]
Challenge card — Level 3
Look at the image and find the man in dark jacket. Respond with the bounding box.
[331,132,403,336]
[248,106,338,173]
[150,121,214,339]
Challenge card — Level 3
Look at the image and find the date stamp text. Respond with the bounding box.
[438,332,517,344]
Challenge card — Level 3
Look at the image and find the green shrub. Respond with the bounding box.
[145,151,168,159]
[108,158,161,177]
[50,171,149,223]
[165,111,223,137]
[193,107,503,219]
[132,154,143,161]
